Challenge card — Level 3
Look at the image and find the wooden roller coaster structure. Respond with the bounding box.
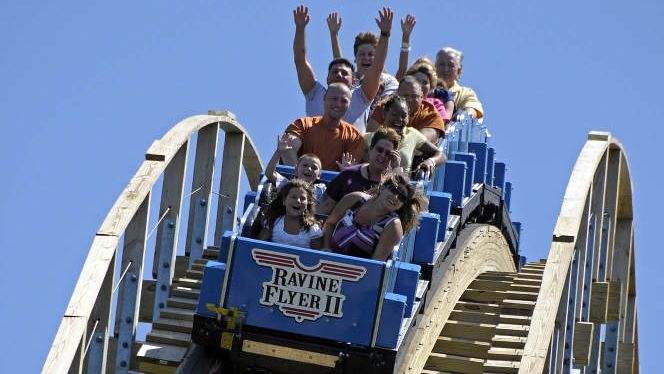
[43,110,638,373]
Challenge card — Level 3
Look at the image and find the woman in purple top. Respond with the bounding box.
[322,173,427,261]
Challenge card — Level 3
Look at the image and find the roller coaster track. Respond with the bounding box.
[43,108,638,374]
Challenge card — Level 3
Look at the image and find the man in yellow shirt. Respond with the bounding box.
[435,47,484,120]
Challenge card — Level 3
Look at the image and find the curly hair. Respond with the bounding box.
[260,179,319,233]
[353,31,379,56]
[366,173,428,233]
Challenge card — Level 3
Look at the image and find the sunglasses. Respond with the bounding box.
[385,182,408,203]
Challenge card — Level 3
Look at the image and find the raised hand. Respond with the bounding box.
[327,12,342,34]
[375,7,394,34]
[276,134,294,154]
[389,150,401,169]
[400,14,416,36]
[336,152,357,171]
[293,5,310,28]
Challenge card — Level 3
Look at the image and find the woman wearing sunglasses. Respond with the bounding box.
[317,127,401,215]
[323,173,427,261]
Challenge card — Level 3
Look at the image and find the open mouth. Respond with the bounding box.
[291,204,302,212]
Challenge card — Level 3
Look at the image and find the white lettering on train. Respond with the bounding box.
[251,248,367,322]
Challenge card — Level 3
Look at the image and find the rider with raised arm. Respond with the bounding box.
[326,12,409,105]
[293,5,393,134]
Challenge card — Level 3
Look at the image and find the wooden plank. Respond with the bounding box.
[573,321,593,365]
[469,279,512,291]
[487,347,523,361]
[607,280,622,321]
[455,301,501,314]
[214,133,245,246]
[426,353,484,373]
[617,342,634,374]
[136,342,187,364]
[159,307,195,321]
[152,142,189,279]
[185,124,219,255]
[432,336,490,357]
[492,335,527,349]
[441,320,496,341]
[146,329,192,347]
[166,296,197,310]
[449,310,499,325]
[461,289,505,304]
[485,359,519,373]
[153,318,194,334]
[399,225,516,374]
[589,281,609,323]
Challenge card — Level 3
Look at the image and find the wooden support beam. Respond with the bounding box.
[185,124,219,256]
[214,133,245,246]
[589,281,609,323]
[152,143,189,279]
[573,322,593,366]
[607,280,622,322]
[617,342,634,374]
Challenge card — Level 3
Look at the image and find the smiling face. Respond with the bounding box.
[355,43,376,77]
[377,180,407,212]
[369,139,395,172]
[324,84,351,120]
[384,100,409,133]
[296,156,321,183]
[283,186,309,218]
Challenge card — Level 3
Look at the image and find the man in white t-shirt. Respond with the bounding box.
[292,5,393,134]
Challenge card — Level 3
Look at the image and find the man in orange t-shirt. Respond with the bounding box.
[367,76,445,144]
[282,83,365,171]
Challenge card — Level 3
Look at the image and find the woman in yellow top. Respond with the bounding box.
[365,96,446,176]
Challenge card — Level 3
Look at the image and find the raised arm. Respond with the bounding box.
[360,8,393,102]
[293,5,316,95]
[280,133,302,166]
[327,12,343,59]
[394,14,416,81]
[265,135,295,183]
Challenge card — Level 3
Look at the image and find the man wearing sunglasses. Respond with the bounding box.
[317,127,401,215]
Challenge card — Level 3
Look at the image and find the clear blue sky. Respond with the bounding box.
[1,1,661,372]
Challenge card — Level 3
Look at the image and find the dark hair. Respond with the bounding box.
[370,127,401,149]
[328,58,355,75]
[384,95,408,113]
[353,31,379,56]
[399,75,422,90]
[260,179,318,233]
[367,173,428,233]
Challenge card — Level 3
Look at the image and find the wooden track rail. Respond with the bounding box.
[44,124,639,374]
[398,131,639,374]
[520,131,638,373]
[43,111,263,374]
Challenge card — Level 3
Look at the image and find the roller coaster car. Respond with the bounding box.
[193,156,521,373]
[194,166,433,373]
